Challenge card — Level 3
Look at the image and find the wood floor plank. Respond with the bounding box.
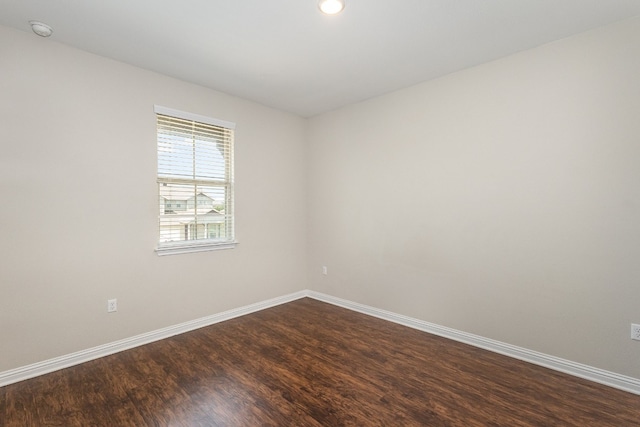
[2,298,640,426]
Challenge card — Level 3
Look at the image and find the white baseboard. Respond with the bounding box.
[2,289,639,396]
[307,290,640,395]
[0,290,307,387]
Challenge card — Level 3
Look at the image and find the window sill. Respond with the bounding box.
[155,241,237,256]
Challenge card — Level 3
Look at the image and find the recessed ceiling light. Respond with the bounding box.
[318,0,345,15]
[29,21,53,37]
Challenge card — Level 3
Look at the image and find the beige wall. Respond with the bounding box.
[307,17,640,378]
[0,25,308,371]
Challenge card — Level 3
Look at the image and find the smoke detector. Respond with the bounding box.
[29,21,53,37]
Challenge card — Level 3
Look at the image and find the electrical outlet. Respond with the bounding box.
[632,324,640,341]
[107,299,117,313]
[322,266,328,275]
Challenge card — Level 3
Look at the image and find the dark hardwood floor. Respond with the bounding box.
[2,298,639,426]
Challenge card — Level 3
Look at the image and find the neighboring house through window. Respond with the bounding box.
[155,105,236,255]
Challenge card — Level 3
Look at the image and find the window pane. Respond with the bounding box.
[157,115,230,181]
[158,182,230,243]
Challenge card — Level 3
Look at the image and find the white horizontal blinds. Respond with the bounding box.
[157,110,234,247]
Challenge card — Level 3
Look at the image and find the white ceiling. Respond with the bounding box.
[2,1,640,117]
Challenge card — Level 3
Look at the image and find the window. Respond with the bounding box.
[155,106,236,255]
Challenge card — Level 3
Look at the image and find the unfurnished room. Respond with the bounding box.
[1,1,640,425]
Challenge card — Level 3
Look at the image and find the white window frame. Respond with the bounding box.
[154,105,236,256]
